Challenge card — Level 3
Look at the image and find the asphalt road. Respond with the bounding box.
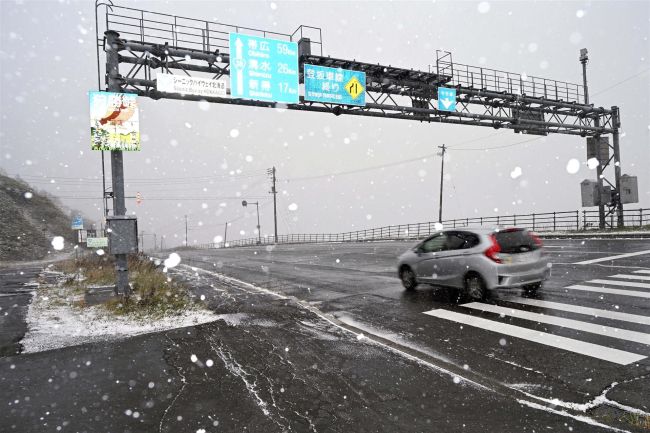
[1,239,649,432]
[177,239,650,411]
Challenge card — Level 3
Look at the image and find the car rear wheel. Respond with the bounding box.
[463,274,486,301]
[400,267,417,291]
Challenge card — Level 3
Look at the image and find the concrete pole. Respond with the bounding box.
[255,202,261,244]
[272,167,278,243]
[105,30,130,298]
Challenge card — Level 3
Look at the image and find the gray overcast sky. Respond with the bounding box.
[1,0,649,248]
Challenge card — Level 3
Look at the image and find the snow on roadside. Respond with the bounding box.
[21,282,221,354]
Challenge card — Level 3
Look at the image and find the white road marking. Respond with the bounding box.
[503,297,650,326]
[423,309,645,365]
[634,270,650,274]
[463,302,650,345]
[608,274,650,281]
[574,249,650,265]
[588,279,650,290]
[566,284,650,299]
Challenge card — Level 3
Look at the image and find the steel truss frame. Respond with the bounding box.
[97,4,624,227]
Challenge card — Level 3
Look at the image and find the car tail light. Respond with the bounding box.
[529,232,543,247]
[484,234,502,263]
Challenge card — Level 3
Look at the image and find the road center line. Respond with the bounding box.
[462,302,650,345]
[588,279,650,289]
[574,250,650,265]
[502,297,650,326]
[423,309,646,365]
[566,285,650,299]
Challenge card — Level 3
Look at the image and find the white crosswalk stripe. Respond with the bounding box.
[588,279,650,290]
[462,302,650,345]
[608,274,650,281]
[566,284,650,299]
[423,309,646,365]
[503,297,650,326]
[421,271,650,365]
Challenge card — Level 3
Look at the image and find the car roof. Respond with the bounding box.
[439,226,528,234]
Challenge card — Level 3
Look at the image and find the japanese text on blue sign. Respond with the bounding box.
[304,64,366,106]
[229,33,299,104]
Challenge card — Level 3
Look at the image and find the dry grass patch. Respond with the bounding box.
[54,253,196,317]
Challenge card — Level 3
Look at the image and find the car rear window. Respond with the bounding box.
[495,229,539,253]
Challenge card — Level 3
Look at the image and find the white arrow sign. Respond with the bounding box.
[235,38,244,96]
[440,98,454,109]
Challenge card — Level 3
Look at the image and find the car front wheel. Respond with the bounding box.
[400,267,417,291]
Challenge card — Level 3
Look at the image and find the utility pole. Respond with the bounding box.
[106,30,130,298]
[160,235,164,251]
[153,233,156,252]
[184,215,188,246]
[438,144,446,223]
[268,167,278,243]
[223,221,229,247]
[242,201,262,244]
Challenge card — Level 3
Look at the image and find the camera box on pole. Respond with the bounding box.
[586,137,610,164]
[106,216,138,255]
[620,174,639,204]
[580,180,599,207]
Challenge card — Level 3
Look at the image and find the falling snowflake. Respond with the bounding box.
[230,129,240,138]
[288,203,298,211]
[51,236,64,251]
[190,354,198,363]
[566,158,580,174]
[510,166,522,179]
[477,2,490,14]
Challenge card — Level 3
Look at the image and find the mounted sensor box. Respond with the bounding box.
[586,137,610,164]
[106,216,138,255]
[620,174,639,204]
[580,180,611,207]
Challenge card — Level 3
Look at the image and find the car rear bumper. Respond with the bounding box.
[493,266,551,289]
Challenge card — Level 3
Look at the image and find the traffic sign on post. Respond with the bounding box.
[229,33,299,104]
[437,87,457,112]
[304,64,366,106]
[71,216,84,230]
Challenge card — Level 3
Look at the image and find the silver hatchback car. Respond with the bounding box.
[397,227,550,300]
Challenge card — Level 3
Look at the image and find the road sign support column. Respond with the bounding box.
[105,30,130,298]
[611,106,624,228]
[438,144,446,223]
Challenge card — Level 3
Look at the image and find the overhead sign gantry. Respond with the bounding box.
[94,2,630,296]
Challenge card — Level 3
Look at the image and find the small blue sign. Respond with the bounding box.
[437,87,457,112]
[304,64,366,106]
[71,216,84,230]
[229,33,299,104]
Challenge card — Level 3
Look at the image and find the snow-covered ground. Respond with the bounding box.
[21,271,219,353]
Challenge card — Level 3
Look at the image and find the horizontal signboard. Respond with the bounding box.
[157,73,227,97]
[304,64,366,106]
[86,237,109,248]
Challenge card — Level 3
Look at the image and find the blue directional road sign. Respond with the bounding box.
[229,33,299,104]
[71,216,84,230]
[437,87,457,112]
[304,64,366,106]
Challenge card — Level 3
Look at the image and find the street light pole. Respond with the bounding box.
[242,200,262,244]
[223,221,229,247]
[438,144,446,223]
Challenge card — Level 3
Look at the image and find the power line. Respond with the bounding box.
[592,67,650,97]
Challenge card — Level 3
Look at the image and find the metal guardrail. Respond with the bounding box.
[196,208,650,249]
[435,50,585,104]
[105,4,323,55]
